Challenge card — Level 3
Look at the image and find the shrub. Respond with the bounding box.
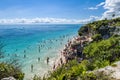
[81,71,111,80]
[92,34,102,41]
[33,75,42,80]
[111,63,117,67]
[36,18,120,80]
[0,63,24,80]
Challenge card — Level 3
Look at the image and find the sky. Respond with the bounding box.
[0,0,120,24]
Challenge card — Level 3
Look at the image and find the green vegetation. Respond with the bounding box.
[40,37,119,80]
[80,71,111,80]
[1,17,120,80]
[78,17,120,37]
[92,34,102,41]
[111,63,117,67]
[84,37,120,63]
[0,42,24,80]
[78,19,109,36]
[0,63,24,80]
[34,17,120,80]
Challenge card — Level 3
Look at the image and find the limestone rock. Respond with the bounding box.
[1,77,16,80]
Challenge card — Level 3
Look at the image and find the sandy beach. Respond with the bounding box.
[53,35,92,70]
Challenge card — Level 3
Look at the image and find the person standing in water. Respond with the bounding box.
[31,64,33,72]
[47,57,49,65]
[38,45,40,53]
[24,50,26,53]
[38,57,40,62]
[24,54,26,58]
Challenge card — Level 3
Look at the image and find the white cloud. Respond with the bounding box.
[88,0,120,20]
[97,2,105,7]
[0,16,99,24]
[101,0,120,19]
[75,16,100,23]
[88,2,105,10]
[88,7,98,10]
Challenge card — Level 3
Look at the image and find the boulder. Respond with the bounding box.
[1,77,16,80]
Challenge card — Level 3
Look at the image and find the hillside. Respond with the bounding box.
[0,18,120,80]
[34,18,120,80]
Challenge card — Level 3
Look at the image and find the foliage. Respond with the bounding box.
[34,18,120,80]
[0,63,24,80]
[111,63,117,67]
[0,42,24,80]
[92,34,102,41]
[78,19,109,36]
[80,71,112,80]
[78,17,120,37]
[33,75,42,80]
[83,37,120,63]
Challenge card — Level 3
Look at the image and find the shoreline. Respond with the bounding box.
[0,24,81,80]
[53,35,92,70]
[23,34,78,80]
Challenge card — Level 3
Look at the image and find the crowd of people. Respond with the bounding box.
[53,35,92,70]
[5,34,71,72]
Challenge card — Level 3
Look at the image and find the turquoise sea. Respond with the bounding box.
[0,24,81,79]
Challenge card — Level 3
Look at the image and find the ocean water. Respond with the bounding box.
[0,24,81,79]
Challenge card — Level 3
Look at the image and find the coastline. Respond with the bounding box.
[0,24,80,80]
[53,35,92,70]
[45,18,120,80]
[23,34,79,80]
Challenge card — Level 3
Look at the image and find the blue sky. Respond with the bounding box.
[0,0,119,24]
[0,0,105,19]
